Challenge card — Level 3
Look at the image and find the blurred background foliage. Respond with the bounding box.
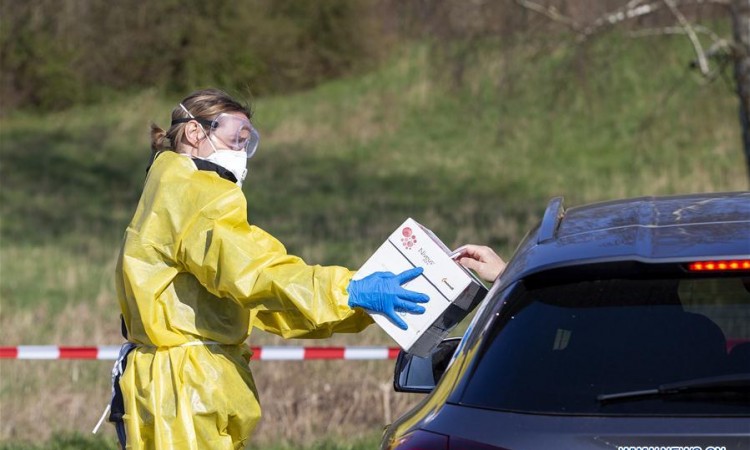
[1,0,389,111]
[0,0,746,448]
[2,0,730,112]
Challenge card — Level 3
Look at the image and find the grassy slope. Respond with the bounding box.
[0,30,746,447]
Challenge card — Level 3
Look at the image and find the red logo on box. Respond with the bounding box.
[401,227,417,249]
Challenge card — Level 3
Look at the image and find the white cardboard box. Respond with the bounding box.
[352,218,488,357]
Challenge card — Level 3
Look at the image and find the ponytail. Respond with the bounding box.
[150,123,171,151]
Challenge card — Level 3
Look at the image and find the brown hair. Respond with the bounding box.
[150,88,252,152]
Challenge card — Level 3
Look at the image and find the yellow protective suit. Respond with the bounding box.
[115,151,373,449]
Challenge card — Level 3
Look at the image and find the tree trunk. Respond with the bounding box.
[731,0,750,184]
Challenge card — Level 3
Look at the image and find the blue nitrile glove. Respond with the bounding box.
[347,267,430,330]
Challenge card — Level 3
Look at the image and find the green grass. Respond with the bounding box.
[1,34,744,270]
[0,433,118,450]
[249,435,381,450]
[0,28,746,446]
[0,432,381,450]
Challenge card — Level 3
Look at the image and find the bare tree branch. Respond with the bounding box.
[514,0,580,30]
[514,0,666,39]
[516,0,731,73]
[584,1,663,37]
[516,0,732,38]
[663,0,711,75]
[628,26,733,79]
[581,0,729,37]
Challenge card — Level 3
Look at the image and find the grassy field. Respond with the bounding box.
[1,30,747,448]
[0,432,382,450]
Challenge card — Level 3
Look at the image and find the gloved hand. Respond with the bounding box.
[347,267,430,330]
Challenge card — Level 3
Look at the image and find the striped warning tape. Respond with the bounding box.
[0,346,401,361]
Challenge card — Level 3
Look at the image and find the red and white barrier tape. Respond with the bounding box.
[0,346,401,361]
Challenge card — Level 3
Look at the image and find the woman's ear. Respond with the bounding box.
[183,121,203,148]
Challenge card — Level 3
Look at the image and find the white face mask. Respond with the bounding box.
[203,146,248,187]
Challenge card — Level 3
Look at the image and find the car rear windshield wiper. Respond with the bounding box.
[597,373,750,403]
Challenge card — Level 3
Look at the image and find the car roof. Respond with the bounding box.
[502,191,750,282]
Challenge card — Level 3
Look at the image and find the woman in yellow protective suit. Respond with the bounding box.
[111,88,429,449]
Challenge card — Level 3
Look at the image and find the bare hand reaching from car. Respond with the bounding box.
[453,244,506,283]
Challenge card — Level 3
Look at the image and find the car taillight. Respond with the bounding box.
[686,260,750,272]
[387,429,449,450]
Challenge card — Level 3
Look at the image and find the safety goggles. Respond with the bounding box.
[174,106,260,159]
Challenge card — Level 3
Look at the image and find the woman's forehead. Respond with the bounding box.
[216,112,252,131]
[225,110,250,121]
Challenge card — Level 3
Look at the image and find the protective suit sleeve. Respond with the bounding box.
[176,184,372,338]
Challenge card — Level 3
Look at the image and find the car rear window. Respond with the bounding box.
[458,276,750,416]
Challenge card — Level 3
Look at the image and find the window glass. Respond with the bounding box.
[459,276,750,416]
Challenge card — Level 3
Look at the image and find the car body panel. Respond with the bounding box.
[421,405,750,449]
